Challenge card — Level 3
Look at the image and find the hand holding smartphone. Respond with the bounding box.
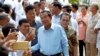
[6,28,19,41]
[25,27,36,41]
[11,41,29,50]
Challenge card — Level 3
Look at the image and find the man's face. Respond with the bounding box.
[26,9,36,21]
[60,15,70,28]
[34,4,41,13]
[51,5,58,14]
[19,23,30,34]
[40,1,46,9]
[90,5,97,14]
[49,4,55,15]
[40,12,51,26]
[2,16,9,26]
[23,1,29,8]
[71,7,77,12]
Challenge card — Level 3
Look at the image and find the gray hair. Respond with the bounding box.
[0,12,8,20]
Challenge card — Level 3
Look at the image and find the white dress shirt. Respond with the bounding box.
[9,16,18,27]
[95,19,100,48]
[70,11,79,19]
[15,2,26,24]
[52,12,62,25]
[9,31,31,56]
[70,18,78,36]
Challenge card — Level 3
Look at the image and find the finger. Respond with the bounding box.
[9,40,16,46]
[9,29,12,33]
[3,41,10,47]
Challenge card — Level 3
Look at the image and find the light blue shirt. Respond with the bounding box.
[52,15,60,24]
[52,12,62,25]
[31,23,69,56]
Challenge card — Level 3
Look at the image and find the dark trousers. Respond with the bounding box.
[0,46,8,56]
[40,53,62,56]
[32,50,42,56]
[79,40,85,56]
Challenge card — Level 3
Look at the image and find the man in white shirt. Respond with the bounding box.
[0,11,17,56]
[62,5,78,32]
[4,0,16,9]
[85,4,100,56]
[2,4,17,27]
[94,19,100,56]
[10,19,35,56]
[15,0,27,24]
[51,1,62,25]
[70,4,79,20]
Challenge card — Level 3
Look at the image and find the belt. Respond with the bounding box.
[40,53,62,56]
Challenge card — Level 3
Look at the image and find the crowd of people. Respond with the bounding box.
[0,0,100,56]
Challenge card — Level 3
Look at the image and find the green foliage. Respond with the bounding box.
[69,0,79,5]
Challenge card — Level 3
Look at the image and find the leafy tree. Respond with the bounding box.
[69,0,79,5]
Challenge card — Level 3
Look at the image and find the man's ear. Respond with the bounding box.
[50,16,52,20]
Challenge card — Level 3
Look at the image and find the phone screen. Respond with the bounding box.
[11,28,19,32]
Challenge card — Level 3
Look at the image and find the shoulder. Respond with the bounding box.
[68,26,76,33]
[69,26,75,32]
[98,13,100,18]
[38,26,44,31]
[35,20,42,26]
[53,23,64,30]
[53,24,66,35]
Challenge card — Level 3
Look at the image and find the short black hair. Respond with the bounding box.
[19,19,29,26]
[40,0,46,2]
[25,5,35,13]
[0,12,8,20]
[41,10,52,18]
[2,4,12,13]
[60,12,71,20]
[2,23,15,37]
[52,1,62,10]
[63,5,71,13]
[81,5,88,10]
[72,3,78,10]
[0,2,3,8]
[34,1,41,6]
[34,1,39,5]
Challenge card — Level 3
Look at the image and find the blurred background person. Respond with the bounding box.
[76,5,88,56]
[51,1,62,24]
[25,5,42,56]
[2,4,17,27]
[70,3,79,19]
[60,13,78,56]
[85,4,100,56]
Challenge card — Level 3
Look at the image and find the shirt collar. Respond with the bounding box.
[54,11,62,17]
[43,23,55,30]
[32,21,37,26]
[92,12,99,17]
[18,31,25,38]
[50,23,55,30]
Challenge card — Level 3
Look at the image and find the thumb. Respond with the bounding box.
[8,29,12,34]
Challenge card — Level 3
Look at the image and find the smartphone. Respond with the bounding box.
[11,41,29,50]
[11,28,19,32]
